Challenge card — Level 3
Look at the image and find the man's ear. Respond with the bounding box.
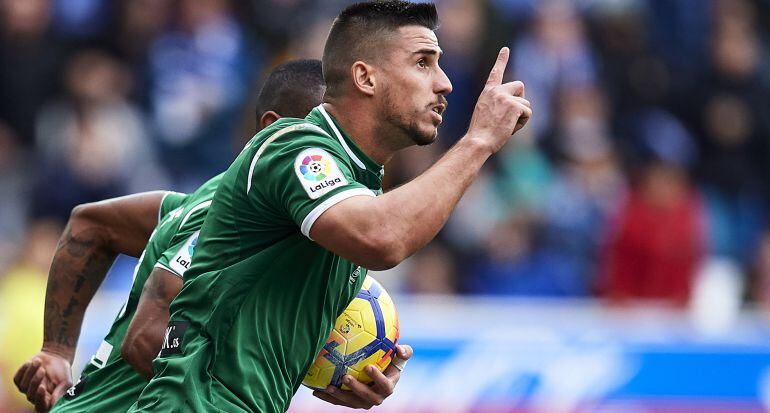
[351,61,376,97]
[259,111,281,130]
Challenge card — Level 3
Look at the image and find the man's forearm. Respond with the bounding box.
[312,136,493,270]
[42,210,117,362]
[41,192,165,361]
[122,269,182,379]
[375,136,492,257]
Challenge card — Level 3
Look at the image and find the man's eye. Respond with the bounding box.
[417,59,427,68]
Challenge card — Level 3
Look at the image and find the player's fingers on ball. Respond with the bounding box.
[344,375,384,406]
[321,386,371,409]
[312,390,346,407]
[382,362,401,380]
[366,366,395,396]
[396,344,413,360]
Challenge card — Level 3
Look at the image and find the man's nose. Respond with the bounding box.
[435,66,453,95]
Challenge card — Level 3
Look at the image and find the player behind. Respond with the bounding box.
[14,60,410,412]
[128,1,530,412]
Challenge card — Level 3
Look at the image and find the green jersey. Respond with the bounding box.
[131,106,383,413]
[52,176,221,413]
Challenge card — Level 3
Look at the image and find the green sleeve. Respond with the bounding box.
[155,230,199,279]
[155,200,211,278]
[250,129,375,238]
[159,191,187,220]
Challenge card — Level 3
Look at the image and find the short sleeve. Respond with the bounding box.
[155,199,212,278]
[155,230,199,279]
[250,131,376,238]
[159,191,187,221]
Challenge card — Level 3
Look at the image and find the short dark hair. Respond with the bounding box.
[255,59,325,121]
[322,1,438,99]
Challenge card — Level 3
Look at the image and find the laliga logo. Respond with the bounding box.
[300,154,342,193]
[300,154,332,181]
[188,237,197,257]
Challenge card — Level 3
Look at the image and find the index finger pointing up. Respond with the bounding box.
[486,47,510,86]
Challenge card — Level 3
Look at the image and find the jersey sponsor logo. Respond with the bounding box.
[169,231,199,276]
[295,148,348,199]
[158,320,190,358]
[64,375,88,400]
[349,266,362,284]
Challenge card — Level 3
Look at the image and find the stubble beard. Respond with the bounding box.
[381,88,438,148]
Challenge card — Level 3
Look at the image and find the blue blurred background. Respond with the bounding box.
[1,0,770,411]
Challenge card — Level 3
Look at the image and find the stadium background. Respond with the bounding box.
[2,0,770,411]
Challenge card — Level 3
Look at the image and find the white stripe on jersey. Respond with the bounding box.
[246,123,330,194]
[300,188,376,238]
[179,200,212,229]
[317,105,366,170]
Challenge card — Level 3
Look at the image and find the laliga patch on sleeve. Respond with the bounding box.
[294,148,348,199]
[168,231,199,277]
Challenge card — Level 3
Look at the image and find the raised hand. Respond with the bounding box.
[14,351,73,412]
[466,47,532,154]
[312,344,413,409]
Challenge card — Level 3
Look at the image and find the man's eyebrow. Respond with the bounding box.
[413,47,443,57]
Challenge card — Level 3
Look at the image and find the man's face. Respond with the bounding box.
[377,26,453,146]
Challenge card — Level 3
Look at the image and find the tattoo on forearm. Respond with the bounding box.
[43,224,117,351]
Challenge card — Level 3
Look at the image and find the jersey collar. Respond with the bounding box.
[312,105,383,173]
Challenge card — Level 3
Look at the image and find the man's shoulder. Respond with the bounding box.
[253,119,349,163]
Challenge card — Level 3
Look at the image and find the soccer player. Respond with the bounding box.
[14,60,410,412]
[129,1,531,412]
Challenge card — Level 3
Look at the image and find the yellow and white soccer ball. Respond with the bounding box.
[303,275,399,390]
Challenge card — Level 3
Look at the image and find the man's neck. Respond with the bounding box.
[322,101,399,165]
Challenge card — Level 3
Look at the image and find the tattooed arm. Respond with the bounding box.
[14,191,167,412]
[121,268,183,379]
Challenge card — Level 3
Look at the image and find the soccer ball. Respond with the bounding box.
[303,275,399,390]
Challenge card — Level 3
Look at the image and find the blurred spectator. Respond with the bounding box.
[1,0,770,313]
[537,86,625,295]
[601,160,705,305]
[32,50,165,221]
[0,124,30,273]
[754,231,770,312]
[148,0,257,190]
[0,0,66,148]
[405,245,458,295]
[466,212,574,296]
[50,0,110,39]
[434,0,486,146]
[106,0,173,105]
[692,0,769,267]
[509,0,598,139]
[0,220,60,412]
[587,1,674,121]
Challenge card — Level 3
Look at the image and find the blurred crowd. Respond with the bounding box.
[2,0,770,410]
[3,0,770,395]
[4,0,770,303]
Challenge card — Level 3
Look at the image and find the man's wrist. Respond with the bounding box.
[457,132,496,158]
[41,343,76,363]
